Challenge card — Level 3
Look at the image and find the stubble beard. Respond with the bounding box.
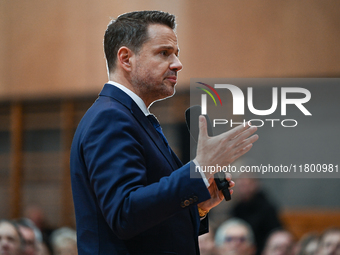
[131,68,176,106]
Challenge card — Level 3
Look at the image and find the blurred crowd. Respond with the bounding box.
[0,206,77,255]
[199,175,340,255]
[1,175,339,255]
[199,219,340,255]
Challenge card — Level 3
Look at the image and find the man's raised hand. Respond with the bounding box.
[195,115,259,180]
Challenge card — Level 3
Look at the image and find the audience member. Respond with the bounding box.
[24,206,45,232]
[215,218,256,255]
[230,173,282,255]
[0,219,24,255]
[24,205,54,254]
[316,228,340,255]
[36,242,50,255]
[199,230,218,255]
[16,217,51,255]
[262,229,295,255]
[50,227,77,255]
[296,233,319,255]
[15,218,43,255]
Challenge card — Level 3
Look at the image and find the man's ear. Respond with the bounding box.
[117,46,134,72]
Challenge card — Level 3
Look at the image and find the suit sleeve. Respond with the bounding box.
[81,107,211,240]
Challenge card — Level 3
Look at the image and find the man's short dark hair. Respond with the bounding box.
[104,10,176,72]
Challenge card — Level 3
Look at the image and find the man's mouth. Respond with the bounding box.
[165,76,177,83]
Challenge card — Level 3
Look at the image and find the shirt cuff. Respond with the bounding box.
[193,159,210,188]
[200,214,207,220]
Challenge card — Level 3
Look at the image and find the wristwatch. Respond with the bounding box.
[198,207,209,217]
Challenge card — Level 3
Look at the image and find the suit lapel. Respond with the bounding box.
[100,84,200,235]
[132,108,180,171]
[99,84,180,171]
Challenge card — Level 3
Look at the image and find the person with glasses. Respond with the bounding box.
[215,218,256,255]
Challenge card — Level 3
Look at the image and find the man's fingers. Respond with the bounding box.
[218,190,225,200]
[232,126,258,146]
[232,143,254,161]
[234,134,259,153]
[217,122,252,141]
[196,118,259,178]
[229,181,235,189]
[220,172,233,182]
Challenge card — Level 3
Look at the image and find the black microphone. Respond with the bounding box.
[185,106,231,201]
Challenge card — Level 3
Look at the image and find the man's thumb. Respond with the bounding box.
[198,115,208,140]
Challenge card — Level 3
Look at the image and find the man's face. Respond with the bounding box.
[54,240,77,255]
[130,24,183,106]
[304,239,319,255]
[0,222,22,255]
[199,232,216,255]
[219,225,255,255]
[18,226,36,255]
[263,232,294,255]
[317,232,340,255]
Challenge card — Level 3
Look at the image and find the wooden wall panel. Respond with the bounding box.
[0,1,7,96]
[60,101,75,227]
[0,0,189,100]
[182,0,340,80]
[281,210,340,239]
[1,1,99,99]
[9,103,23,218]
[0,0,339,99]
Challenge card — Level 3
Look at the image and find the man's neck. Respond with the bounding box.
[107,81,150,116]
[109,72,136,93]
[109,72,155,108]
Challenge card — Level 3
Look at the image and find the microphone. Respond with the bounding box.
[185,106,231,201]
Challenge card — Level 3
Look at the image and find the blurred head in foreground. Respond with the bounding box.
[296,233,319,255]
[215,218,256,255]
[199,230,218,255]
[15,218,43,255]
[0,220,23,255]
[262,229,295,255]
[316,228,340,255]
[50,227,77,255]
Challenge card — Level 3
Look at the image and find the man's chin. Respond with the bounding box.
[166,86,176,98]
[151,88,175,106]
[162,82,176,97]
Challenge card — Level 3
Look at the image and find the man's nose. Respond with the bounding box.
[0,240,10,249]
[170,55,183,72]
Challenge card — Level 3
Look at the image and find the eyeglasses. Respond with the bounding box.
[224,236,247,243]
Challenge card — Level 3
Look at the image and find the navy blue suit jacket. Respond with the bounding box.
[70,84,211,254]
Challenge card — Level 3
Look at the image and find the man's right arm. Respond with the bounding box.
[81,107,211,240]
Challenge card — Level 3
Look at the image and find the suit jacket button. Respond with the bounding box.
[193,196,198,202]
[184,200,190,207]
[189,198,194,204]
[181,202,186,208]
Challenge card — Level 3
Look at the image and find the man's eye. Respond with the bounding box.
[160,51,168,56]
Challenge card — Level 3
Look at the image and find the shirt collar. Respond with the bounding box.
[107,81,150,116]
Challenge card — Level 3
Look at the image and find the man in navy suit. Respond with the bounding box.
[70,11,258,254]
